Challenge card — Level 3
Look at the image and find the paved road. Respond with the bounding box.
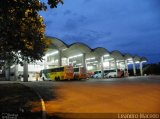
[21,76,160,118]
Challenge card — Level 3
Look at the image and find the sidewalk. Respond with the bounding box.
[0,82,42,119]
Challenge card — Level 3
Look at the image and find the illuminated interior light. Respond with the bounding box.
[86,57,96,61]
[104,58,114,61]
[87,61,98,64]
[87,66,94,70]
[103,54,110,57]
[62,58,67,60]
[135,61,140,64]
[103,62,109,67]
[45,51,59,57]
[68,54,83,59]
[141,61,147,63]
[127,58,133,61]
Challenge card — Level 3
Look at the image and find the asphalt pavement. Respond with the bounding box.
[0,76,160,119]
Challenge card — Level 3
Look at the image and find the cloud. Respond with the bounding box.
[40,0,160,63]
[62,15,88,31]
[63,10,72,15]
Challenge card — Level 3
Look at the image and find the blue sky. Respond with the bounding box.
[40,0,160,63]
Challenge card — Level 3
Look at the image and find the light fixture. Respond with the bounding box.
[103,54,110,57]
[45,51,58,57]
[86,57,96,61]
[68,54,83,59]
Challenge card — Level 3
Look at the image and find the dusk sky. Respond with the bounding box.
[40,0,160,63]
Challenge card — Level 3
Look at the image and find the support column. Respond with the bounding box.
[125,60,129,77]
[82,53,87,74]
[96,58,101,70]
[5,66,10,81]
[58,50,62,67]
[14,64,18,81]
[140,62,143,76]
[117,61,120,69]
[114,59,118,72]
[101,56,104,78]
[43,56,47,69]
[65,58,69,65]
[23,61,28,82]
[109,61,112,70]
[133,60,136,76]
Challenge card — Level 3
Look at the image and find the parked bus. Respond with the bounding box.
[73,67,87,80]
[40,65,74,81]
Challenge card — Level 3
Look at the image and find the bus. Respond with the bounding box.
[73,67,87,80]
[40,65,74,81]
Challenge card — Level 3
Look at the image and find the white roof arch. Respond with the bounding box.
[63,42,92,57]
[46,36,68,50]
[110,50,124,60]
[124,53,133,60]
[92,47,110,57]
[140,57,148,62]
[133,56,141,61]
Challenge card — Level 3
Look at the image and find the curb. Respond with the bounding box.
[19,83,46,119]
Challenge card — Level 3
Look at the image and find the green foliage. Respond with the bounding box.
[0,0,63,65]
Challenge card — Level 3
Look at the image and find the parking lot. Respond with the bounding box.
[19,76,160,118]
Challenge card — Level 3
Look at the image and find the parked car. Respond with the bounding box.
[104,70,117,78]
[104,69,124,78]
[93,71,102,78]
[105,71,117,78]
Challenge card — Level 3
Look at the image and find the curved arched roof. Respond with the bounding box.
[69,42,91,51]
[63,42,92,57]
[133,56,141,61]
[124,53,132,60]
[140,57,148,62]
[46,36,68,50]
[92,47,110,57]
[45,36,147,63]
[110,50,124,60]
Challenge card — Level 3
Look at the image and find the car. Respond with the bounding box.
[93,71,102,78]
[104,70,117,78]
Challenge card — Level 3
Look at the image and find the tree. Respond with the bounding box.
[0,0,63,65]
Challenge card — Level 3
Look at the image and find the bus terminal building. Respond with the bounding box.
[9,36,147,81]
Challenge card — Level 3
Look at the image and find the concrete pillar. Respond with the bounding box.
[125,60,129,76]
[23,61,28,82]
[140,62,143,76]
[67,58,70,65]
[117,61,120,69]
[109,61,112,70]
[5,66,10,81]
[58,50,62,66]
[97,58,101,70]
[133,60,136,76]
[43,57,47,69]
[14,64,18,81]
[114,59,118,75]
[125,60,128,72]
[101,56,104,78]
[82,53,86,73]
